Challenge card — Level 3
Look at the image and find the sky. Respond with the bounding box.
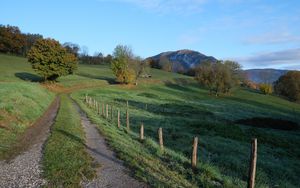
[1,0,300,70]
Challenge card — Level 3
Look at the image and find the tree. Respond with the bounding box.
[27,38,77,81]
[23,33,43,55]
[63,42,80,57]
[195,60,242,96]
[160,56,172,72]
[104,54,113,64]
[111,45,136,84]
[274,71,300,102]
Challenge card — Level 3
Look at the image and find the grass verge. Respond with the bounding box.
[42,94,95,187]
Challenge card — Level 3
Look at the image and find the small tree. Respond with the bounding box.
[27,38,77,81]
[111,45,137,84]
[195,60,242,96]
[259,83,273,95]
[274,71,300,102]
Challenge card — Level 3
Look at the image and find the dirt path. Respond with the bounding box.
[73,101,148,188]
[0,96,60,188]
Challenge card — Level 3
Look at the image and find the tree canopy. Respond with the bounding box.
[111,45,142,84]
[274,71,300,102]
[195,60,242,96]
[27,38,77,81]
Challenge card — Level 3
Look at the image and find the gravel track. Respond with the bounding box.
[0,96,60,188]
[73,101,148,188]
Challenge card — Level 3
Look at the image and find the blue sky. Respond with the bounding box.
[1,0,300,69]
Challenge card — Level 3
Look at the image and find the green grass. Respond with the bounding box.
[42,94,96,187]
[72,81,300,187]
[0,81,54,160]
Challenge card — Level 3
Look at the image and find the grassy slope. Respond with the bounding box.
[1,54,300,187]
[71,65,300,187]
[42,94,96,187]
[0,54,55,160]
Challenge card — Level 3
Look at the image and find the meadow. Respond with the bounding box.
[1,54,299,187]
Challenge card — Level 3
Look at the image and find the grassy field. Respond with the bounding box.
[0,54,55,160]
[1,54,300,187]
[42,94,96,187]
[71,68,300,187]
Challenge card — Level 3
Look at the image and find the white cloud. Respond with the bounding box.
[233,48,300,69]
[243,32,300,45]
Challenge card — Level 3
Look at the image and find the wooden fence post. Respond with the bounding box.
[97,102,100,114]
[117,109,120,128]
[248,138,257,188]
[140,123,144,140]
[158,127,163,151]
[126,100,129,108]
[85,94,88,103]
[89,97,92,107]
[106,104,109,119]
[191,137,198,169]
[126,109,129,132]
[102,103,104,117]
[93,99,96,109]
[95,101,98,113]
[111,105,113,120]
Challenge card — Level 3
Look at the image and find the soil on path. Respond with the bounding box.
[73,101,148,188]
[0,96,60,188]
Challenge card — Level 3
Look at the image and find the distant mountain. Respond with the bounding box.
[244,69,288,83]
[147,50,217,72]
[147,50,290,83]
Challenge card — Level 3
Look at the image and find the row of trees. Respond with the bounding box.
[0,24,112,64]
[0,25,43,56]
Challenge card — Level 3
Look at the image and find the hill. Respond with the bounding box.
[244,69,288,83]
[147,49,217,72]
[147,50,292,84]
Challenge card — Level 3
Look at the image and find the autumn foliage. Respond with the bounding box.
[274,71,300,102]
[27,38,77,81]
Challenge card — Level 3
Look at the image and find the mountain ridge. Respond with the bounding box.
[147,49,292,83]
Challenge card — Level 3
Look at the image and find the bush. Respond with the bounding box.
[259,83,273,94]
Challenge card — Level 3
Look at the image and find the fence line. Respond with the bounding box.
[83,96,258,185]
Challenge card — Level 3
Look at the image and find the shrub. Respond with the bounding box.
[259,83,273,94]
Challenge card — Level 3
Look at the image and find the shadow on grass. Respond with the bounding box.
[226,95,300,120]
[114,98,214,118]
[77,73,116,84]
[15,72,43,82]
